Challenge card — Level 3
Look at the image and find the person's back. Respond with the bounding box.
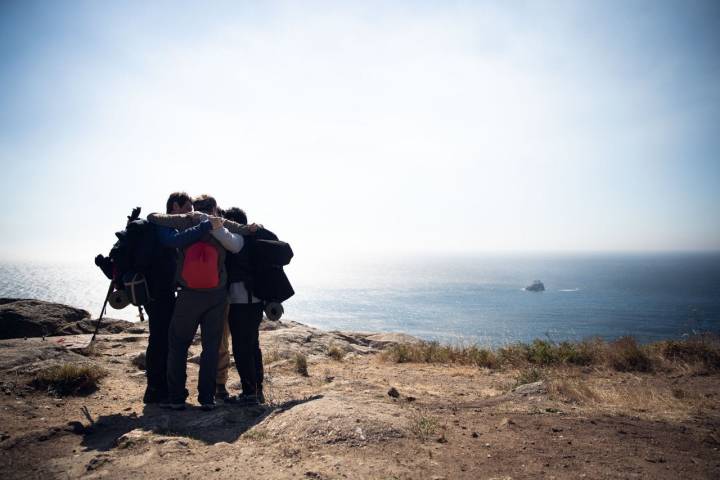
[161,194,244,410]
[143,191,210,405]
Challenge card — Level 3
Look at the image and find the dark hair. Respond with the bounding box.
[223,207,247,224]
[193,194,217,214]
[166,191,192,214]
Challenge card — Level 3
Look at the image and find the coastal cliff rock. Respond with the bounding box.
[0,298,137,340]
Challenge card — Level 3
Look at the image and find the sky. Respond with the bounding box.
[1,0,719,264]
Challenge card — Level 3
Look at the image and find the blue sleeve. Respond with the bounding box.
[156,220,212,248]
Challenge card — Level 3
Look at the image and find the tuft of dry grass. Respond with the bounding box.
[327,345,345,361]
[263,349,284,365]
[656,334,720,369]
[408,408,439,442]
[294,353,309,376]
[31,363,107,396]
[606,337,653,372]
[243,428,269,441]
[514,367,544,386]
[131,352,146,370]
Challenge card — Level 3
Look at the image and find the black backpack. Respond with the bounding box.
[95,208,157,307]
[226,227,295,303]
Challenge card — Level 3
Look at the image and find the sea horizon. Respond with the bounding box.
[1,251,719,346]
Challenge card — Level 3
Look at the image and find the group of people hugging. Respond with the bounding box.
[139,191,272,411]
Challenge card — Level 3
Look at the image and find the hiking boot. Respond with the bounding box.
[200,402,216,412]
[164,403,187,411]
[215,384,230,402]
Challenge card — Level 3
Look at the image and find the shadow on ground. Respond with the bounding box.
[80,395,323,451]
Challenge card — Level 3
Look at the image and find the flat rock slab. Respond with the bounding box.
[0,298,136,339]
[0,338,89,372]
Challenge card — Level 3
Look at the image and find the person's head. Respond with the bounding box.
[193,194,218,215]
[223,207,247,224]
[166,191,193,214]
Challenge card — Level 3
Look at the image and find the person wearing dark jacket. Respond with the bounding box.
[142,192,212,404]
[222,207,295,404]
[218,207,266,404]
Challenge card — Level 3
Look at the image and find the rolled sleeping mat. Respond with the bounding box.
[109,289,130,310]
[264,302,284,321]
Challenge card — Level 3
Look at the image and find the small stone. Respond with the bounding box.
[472,432,479,438]
[387,387,400,398]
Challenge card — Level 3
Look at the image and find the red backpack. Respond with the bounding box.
[181,241,220,289]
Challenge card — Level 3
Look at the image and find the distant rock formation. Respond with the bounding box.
[524,280,545,292]
[0,298,137,340]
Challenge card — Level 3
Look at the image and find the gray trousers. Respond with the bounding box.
[166,288,227,404]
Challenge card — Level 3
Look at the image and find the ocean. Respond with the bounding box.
[1,253,719,346]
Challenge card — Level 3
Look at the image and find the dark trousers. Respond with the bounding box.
[228,303,264,395]
[167,288,227,404]
[144,295,175,394]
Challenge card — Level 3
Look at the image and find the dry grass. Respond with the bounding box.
[547,374,698,421]
[408,408,439,442]
[294,353,309,376]
[263,349,284,365]
[382,341,497,368]
[31,363,107,396]
[243,428,269,441]
[655,334,720,369]
[131,352,146,370]
[382,334,720,373]
[327,345,345,361]
[514,367,544,386]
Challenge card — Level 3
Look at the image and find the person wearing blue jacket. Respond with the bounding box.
[142,192,213,405]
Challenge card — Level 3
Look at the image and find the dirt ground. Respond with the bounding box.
[1,323,719,479]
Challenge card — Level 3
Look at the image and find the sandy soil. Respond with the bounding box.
[1,322,719,479]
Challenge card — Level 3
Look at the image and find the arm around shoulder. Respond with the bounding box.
[147,212,198,230]
[210,227,244,253]
[222,219,254,236]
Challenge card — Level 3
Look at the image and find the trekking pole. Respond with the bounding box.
[90,281,114,344]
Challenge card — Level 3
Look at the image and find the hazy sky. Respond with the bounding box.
[1,0,719,262]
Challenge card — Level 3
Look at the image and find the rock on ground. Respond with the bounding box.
[0,298,137,339]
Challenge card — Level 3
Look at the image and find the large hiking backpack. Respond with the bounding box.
[181,240,221,289]
[95,207,157,307]
[226,227,295,303]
